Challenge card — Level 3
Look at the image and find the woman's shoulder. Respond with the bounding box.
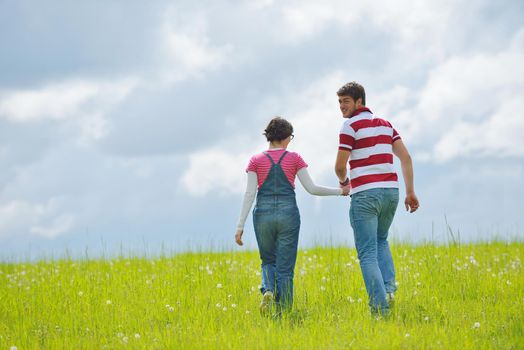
[285,150,304,159]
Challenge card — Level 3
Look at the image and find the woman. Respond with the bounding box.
[235,117,349,315]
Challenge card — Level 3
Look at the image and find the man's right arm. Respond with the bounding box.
[335,149,351,184]
[392,140,419,213]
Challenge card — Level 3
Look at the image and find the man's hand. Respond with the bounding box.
[341,185,351,196]
[405,192,419,213]
[235,229,244,246]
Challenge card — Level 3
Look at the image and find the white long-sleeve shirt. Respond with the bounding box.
[236,168,342,230]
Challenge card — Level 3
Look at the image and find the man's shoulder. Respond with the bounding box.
[372,116,393,128]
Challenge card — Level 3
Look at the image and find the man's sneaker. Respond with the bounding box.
[259,291,274,316]
[386,292,395,308]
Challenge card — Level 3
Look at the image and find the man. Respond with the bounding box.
[334,81,419,316]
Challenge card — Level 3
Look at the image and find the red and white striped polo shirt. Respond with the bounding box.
[339,107,401,195]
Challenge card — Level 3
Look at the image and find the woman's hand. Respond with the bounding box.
[341,186,351,196]
[235,229,244,246]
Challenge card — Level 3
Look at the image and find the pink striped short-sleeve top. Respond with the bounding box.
[246,149,308,189]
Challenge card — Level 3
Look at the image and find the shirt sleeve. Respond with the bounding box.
[339,121,355,151]
[294,153,308,172]
[236,171,258,230]
[246,155,257,173]
[296,168,342,196]
[392,128,401,142]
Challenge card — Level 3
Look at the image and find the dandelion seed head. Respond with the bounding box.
[168,306,174,312]
[10,346,18,350]
[473,322,480,329]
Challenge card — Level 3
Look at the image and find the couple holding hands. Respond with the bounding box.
[235,82,419,317]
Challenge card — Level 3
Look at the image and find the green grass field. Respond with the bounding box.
[1,242,523,349]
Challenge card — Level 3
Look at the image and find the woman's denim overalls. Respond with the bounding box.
[253,151,300,311]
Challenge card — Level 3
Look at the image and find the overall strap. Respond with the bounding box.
[277,151,288,164]
[262,152,275,165]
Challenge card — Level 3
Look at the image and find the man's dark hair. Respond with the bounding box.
[337,81,366,106]
[264,117,293,142]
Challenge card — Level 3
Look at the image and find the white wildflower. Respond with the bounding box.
[122,336,129,343]
[135,333,141,339]
[222,307,227,312]
[168,306,174,312]
[106,300,112,305]
[231,304,237,308]
[10,346,18,350]
[473,322,480,329]
[405,333,410,338]
[216,303,221,308]
[78,291,84,297]
[320,286,326,291]
[216,283,222,289]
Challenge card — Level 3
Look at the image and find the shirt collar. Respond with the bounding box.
[351,106,372,118]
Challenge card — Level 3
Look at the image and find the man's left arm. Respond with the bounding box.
[335,149,351,185]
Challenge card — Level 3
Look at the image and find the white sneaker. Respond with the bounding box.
[260,291,274,316]
[386,292,395,307]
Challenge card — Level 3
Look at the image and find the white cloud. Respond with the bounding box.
[274,0,455,53]
[434,96,524,161]
[159,7,233,84]
[0,198,75,239]
[0,78,138,123]
[30,214,75,239]
[386,27,524,161]
[181,149,253,196]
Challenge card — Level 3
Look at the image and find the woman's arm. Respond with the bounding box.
[297,168,345,196]
[236,171,258,230]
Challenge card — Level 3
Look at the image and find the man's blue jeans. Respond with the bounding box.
[350,188,399,314]
[253,197,300,311]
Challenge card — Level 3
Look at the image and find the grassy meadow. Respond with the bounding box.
[0,242,523,349]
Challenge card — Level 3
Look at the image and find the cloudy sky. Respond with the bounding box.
[1,0,523,260]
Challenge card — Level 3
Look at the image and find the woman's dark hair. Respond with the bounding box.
[264,117,293,142]
[337,81,366,106]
